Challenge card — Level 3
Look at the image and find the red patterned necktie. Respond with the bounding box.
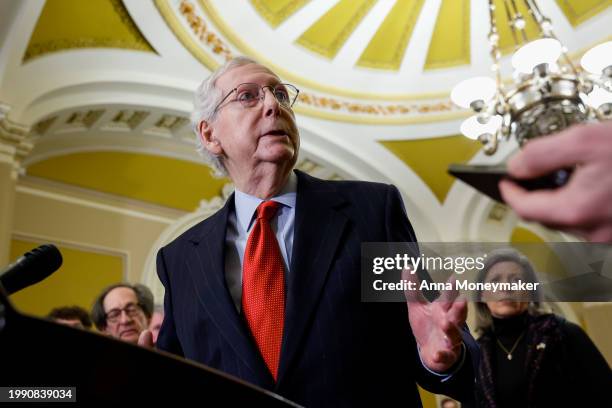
[242,200,286,380]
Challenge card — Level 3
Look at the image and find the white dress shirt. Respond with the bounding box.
[224,172,297,311]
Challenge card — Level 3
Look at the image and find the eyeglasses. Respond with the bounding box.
[213,82,299,114]
[105,303,144,324]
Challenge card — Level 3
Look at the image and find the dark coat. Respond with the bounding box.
[157,170,477,407]
[476,313,611,407]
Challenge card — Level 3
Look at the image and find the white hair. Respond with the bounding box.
[191,56,260,177]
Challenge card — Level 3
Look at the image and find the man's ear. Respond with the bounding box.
[198,120,223,155]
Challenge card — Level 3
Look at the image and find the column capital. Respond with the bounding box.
[0,103,32,177]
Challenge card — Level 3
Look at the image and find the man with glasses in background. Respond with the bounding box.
[91,283,153,344]
[154,57,477,407]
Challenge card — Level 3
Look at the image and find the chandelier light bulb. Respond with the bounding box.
[581,41,612,75]
[450,3,611,156]
[450,77,497,109]
[512,38,562,74]
[460,115,503,140]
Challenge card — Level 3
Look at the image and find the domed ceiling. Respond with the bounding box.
[1,0,610,239]
[155,0,611,123]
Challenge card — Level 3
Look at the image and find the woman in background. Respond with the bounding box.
[474,248,610,407]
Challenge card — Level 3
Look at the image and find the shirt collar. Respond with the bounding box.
[234,171,297,232]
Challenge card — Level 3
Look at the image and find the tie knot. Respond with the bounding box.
[256,200,280,221]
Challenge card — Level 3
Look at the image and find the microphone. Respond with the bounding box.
[0,244,62,295]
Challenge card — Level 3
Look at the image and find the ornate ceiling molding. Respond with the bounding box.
[25,103,196,168]
[0,103,33,177]
[153,0,611,125]
[155,0,467,125]
[194,0,444,101]
[24,101,358,213]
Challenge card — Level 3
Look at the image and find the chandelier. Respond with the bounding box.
[450,0,612,155]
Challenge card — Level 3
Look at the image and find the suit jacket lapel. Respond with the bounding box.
[277,171,348,385]
[184,194,274,387]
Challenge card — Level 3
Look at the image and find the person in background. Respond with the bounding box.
[148,304,164,346]
[500,121,612,243]
[91,283,153,344]
[474,248,610,407]
[47,305,92,330]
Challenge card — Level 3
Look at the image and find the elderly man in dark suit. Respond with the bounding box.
[155,56,477,407]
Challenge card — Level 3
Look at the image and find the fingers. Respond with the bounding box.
[431,349,460,367]
[500,175,607,231]
[433,300,465,346]
[438,316,464,347]
[506,124,594,179]
[582,223,612,243]
[438,274,460,310]
[418,304,466,372]
[138,329,154,348]
[499,179,574,225]
[447,299,467,326]
[420,327,464,372]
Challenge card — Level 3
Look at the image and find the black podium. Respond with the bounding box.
[0,286,300,405]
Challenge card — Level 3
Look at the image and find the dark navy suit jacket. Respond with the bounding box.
[157,170,477,407]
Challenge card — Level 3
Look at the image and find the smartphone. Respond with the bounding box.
[448,164,571,203]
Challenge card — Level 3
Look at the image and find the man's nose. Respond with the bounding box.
[119,310,133,324]
[262,88,280,117]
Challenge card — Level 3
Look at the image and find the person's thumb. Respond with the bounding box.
[138,329,154,348]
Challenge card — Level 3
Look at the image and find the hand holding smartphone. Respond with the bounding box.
[448,163,571,203]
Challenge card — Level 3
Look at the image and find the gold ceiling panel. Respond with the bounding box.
[493,0,541,54]
[296,0,376,59]
[381,135,482,204]
[555,0,611,26]
[24,0,155,62]
[159,0,611,122]
[356,0,425,70]
[26,151,228,211]
[250,0,311,28]
[424,0,470,70]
